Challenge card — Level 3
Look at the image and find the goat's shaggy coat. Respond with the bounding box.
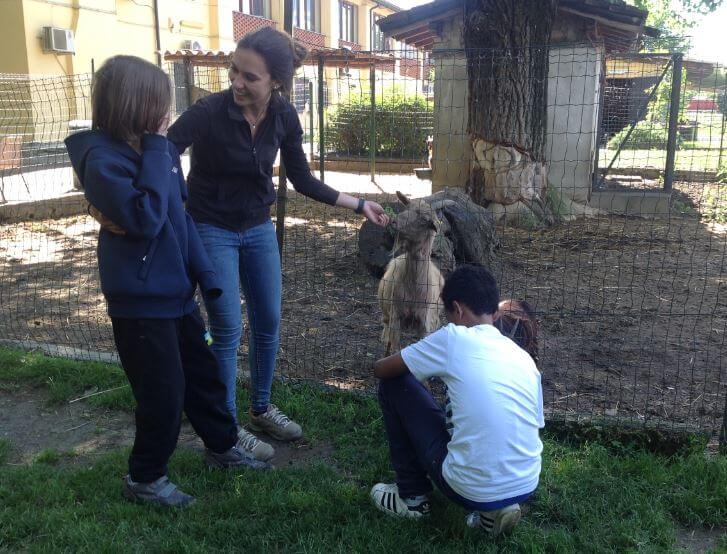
[379,192,447,354]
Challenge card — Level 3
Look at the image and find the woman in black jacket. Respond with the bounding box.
[168,27,389,462]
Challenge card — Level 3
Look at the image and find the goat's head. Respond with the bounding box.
[390,191,442,249]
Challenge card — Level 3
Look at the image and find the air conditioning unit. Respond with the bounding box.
[42,27,75,54]
[181,39,204,51]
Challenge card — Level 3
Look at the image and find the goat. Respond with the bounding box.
[378,191,446,355]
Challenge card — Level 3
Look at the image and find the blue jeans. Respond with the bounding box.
[378,372,533,511]
[195,220,281,421]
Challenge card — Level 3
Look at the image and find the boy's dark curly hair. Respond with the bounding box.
[440,264,499,316]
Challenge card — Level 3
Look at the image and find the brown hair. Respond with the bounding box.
[495,299,539,363]
[91,55,171,142]
[236,27,308,94]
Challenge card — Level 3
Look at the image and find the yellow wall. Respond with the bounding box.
[0,0,30,73]
[0,0,401,78]
[0,0,239,78]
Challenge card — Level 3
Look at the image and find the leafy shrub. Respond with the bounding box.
[606,120,680,150]
[717,162,727,184]
[326,91,433,159]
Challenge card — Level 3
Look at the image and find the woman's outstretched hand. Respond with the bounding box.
[88,204,126,235]
[363,200,389,227]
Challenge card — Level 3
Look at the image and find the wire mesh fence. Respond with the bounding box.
[0,46,725,444]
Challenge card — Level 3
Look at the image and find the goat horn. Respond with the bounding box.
[429,198,457,210]
[396,191,410,206]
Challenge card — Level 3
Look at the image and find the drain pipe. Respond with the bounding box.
[152,0,162,67]
[370,1,381,49]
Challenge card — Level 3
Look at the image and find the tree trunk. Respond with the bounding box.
[464,0,557,220]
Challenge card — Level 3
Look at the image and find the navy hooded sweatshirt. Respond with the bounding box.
[65,130,221,319]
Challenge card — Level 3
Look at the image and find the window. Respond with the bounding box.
[339,1,357,43]
[239,0,270,18]
[292,77,312,113]
[293,0,318,32]
[371,13,389,50]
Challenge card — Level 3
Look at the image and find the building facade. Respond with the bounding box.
[0,0,400,76]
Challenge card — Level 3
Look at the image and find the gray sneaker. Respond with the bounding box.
[122,475,195,508]
[204,441,273,470]
[248,404,303,442]
[237,426,275,462]
[465,503,522,537]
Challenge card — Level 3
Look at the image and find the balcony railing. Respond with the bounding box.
[293,27,326,48]
[233,12,276,41]
[338,39,362,51]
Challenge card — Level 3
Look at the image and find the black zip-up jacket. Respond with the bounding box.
[168,90,339,232]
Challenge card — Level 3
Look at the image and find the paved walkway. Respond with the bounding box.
[0,154,432,206]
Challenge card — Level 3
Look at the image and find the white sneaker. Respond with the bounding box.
[370,483,431,520]
[236,426,275,462]
[465,503,521,537]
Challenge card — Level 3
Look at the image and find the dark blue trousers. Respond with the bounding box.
[378,372,532,511]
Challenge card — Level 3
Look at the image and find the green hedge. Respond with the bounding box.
[326,93,433,159]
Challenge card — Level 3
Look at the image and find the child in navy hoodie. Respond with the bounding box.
[65,55,269,508]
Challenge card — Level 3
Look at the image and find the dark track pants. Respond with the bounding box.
[112,309,237,482]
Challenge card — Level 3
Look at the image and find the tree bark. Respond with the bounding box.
[464,0,557,217]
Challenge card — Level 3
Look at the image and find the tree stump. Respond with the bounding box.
[357,189,499,278]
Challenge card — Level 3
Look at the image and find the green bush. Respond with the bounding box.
[606,119,680,150]
[717,162,727,184]
[326,91,433,159]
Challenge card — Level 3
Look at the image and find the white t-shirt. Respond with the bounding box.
[401,323,544,503]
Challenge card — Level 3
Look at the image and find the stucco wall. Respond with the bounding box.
[545,45,602,204]
[431,19,470,191]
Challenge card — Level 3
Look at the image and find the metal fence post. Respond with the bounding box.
[309,80,315,161]
[719,110,726,169]
[718,77,726,169]
[591,51,606,191]
[318,55,325,183]
[275,0,294,258]
[370,63,376,183]
[720,392,727,455]
[664,53,683,192]
[183,58,194,110]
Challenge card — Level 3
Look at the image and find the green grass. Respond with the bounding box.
[1,346,726,552]
[0,347,134,410]
[598,148,723,172]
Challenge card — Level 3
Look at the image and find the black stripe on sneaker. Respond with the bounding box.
[480,517,494,529]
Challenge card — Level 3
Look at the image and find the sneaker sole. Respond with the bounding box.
[203,452,273,471]
[492,509,521,537]
[122,487,196,508]
[247,421,303,442]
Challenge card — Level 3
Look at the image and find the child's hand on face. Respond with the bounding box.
[156,113,170,137]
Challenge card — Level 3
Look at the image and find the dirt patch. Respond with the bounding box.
[0,387,334,469]
[676,527,726,553]
[0,387,134,465]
